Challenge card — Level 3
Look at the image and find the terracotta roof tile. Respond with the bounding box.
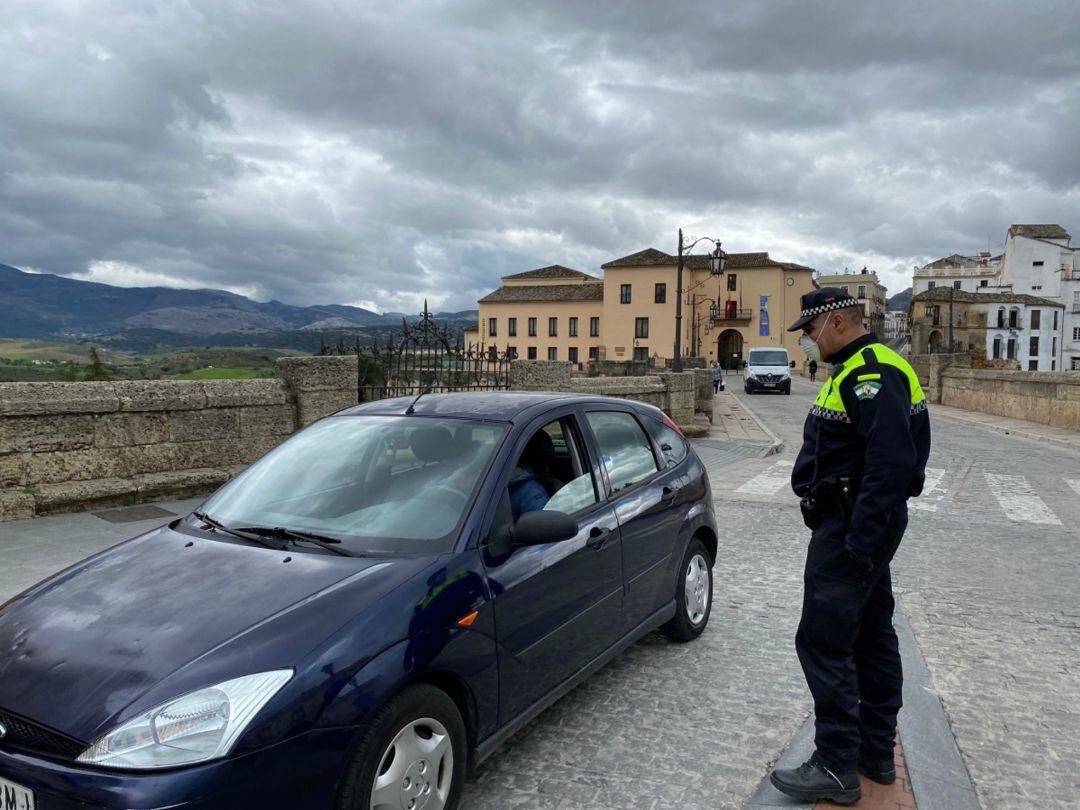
[503,265,597,280]
[479,283,604,304]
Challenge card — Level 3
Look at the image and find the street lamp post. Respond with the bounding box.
[673,229,725,372]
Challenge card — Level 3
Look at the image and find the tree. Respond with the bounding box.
[84,346,112,381]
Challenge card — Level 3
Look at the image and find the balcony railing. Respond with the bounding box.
[711,308,753,325]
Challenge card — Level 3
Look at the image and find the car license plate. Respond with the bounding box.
[763,382,776,387]
[0,776,35,810]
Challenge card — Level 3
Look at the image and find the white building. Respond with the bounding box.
[884,311,909,341]
[996,225,1080,370]
[983,298,1065,371]
[913,253,1002,294]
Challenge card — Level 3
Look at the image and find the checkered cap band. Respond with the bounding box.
[799,298,859,320]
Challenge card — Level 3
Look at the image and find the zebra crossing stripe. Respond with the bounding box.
[1066,479,1080,498]
[910,467,946,512]
[734,459,795,496]
[984,474,1062,526]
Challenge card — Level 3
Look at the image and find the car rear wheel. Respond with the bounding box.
[335,684,466,810]
[661,538,713,642]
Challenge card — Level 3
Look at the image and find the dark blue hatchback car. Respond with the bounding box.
[0,392,717,810]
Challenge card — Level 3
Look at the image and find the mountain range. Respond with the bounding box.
[886,287,912,312]
[0,263,477,339]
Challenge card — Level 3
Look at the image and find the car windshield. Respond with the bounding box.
[750,351,789,366]
[197,415,508,554]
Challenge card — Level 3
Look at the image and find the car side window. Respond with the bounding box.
[586,411,660,493]
[506,417,598,524]
[646,420,688,467]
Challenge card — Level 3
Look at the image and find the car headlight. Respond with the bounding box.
[77,670,292,769]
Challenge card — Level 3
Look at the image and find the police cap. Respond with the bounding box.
[787,288,861,331]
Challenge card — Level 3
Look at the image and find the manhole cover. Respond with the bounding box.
[92,505,177,524]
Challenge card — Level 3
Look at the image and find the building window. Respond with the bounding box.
[508,317,517,337]
[1033,260,1044,267]
[1007,339,1016,359]
[569,317,578,337]
[953,280,962,290]
[1009,309,1019,328]
[1030,336,1039,356]
[548,317,558,337]
[568,347,578,364]
[997,308,1006,328]
[1053,337,1057,356]
[655,283,666,303]
[727,274,737,292]
[633,346,648,362]
[635,317,649,338]
[993,337,1001,359]
[1073,327,1080,341]
[488,317,497,337]
[1031,310,1041,330]
[1053,360,1056,370]
[547,347,557,361]
[1029,359,1038,370]
[859,284,868,298]
[506,345,517,359]
[1054,310,1059,329]
[980,279,989,287]
[528,317,537,337]
[527,347,537,360]
[1032,285,1042,291]
[588,346,599,360]
[1074,357,1080,370]
[928,281,936,290]
[590,316,600,337]
[620,284,632,304]
[1074,291,1080,311]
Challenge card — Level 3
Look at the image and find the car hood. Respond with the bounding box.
[0,523,419,742]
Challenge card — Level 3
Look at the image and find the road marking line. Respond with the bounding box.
[1066,479,1080,498]
[984,473,1062,525]
[911,467,946,512]
[734,459,794,496]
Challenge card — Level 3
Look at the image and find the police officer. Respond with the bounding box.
[770,289,931,805]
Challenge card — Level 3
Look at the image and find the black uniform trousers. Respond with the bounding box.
[795,504,908,772]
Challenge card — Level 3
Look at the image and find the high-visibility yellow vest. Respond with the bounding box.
[811,343,926,424]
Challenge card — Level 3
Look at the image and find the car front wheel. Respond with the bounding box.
[335,684,467,810]
[661,538,713,642]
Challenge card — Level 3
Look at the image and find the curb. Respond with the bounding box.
[730,393,785,456]
[931,408,1080,453]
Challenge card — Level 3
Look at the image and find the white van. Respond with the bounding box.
[744,347,794,395]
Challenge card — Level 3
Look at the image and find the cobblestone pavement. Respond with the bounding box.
[3,383,1077,808]
[732,377,1080,809]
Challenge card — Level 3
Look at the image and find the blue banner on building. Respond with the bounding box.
[759,294,770,336]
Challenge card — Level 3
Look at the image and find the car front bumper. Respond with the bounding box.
[0,728,355,810]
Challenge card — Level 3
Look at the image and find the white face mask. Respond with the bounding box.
[798,315,832,363]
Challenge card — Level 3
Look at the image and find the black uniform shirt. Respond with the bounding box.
[791,332,932,556]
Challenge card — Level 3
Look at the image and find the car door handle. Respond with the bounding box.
[660,486,677,502]
[586,527,611,550]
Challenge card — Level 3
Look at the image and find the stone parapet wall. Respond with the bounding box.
[940,369,1080,430]
[508,360,700,426]
[1,379,296,521]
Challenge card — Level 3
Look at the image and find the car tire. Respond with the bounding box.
[744,385,751,394]
[334,684,467,810]
[661,538,713,642]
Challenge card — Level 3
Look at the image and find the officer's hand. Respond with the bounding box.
[841,547,874,580]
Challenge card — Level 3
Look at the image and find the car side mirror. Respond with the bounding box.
[790,361,796,368]
[511,510,578,546]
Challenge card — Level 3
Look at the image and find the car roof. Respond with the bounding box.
[334,391,663,422]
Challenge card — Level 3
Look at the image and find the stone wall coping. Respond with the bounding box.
[0,379,290,416]
[941,368,1080,385]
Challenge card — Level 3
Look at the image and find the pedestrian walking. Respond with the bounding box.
[808,358,818,382]
[712,361,724,394]
[769,288,931,805]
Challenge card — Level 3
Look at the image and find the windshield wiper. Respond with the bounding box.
[192,511,288,551]
[230,525,365,558]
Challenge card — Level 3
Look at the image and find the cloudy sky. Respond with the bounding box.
[3,1,1079,312]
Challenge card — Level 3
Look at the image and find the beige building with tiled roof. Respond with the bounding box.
[473,250,817,368]
[816,269,888,335]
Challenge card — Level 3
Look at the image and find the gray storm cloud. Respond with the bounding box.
[1,0,1078,310]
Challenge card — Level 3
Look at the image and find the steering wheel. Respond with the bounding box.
[426,483,469,504]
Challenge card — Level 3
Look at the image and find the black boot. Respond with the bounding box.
[770,752,861,805]
[859,753,897,785]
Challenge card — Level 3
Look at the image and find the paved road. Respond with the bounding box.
[2,381,1078,808]
[729,375,1080,809]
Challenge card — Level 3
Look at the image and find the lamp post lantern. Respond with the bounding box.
[673,231,724,372]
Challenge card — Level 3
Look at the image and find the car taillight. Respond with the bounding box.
[662,413,685,437]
